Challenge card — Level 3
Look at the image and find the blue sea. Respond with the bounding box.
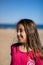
[0,24,43,29]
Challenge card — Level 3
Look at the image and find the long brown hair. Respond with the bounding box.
[16,19,43,59]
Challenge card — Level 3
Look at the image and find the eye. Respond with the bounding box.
[20,29,23,32]
[17,29,24,33]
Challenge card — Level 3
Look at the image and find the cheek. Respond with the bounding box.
[22,32,27,39]
[22,33,27,43]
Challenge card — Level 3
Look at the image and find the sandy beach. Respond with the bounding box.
[0,28,43,65]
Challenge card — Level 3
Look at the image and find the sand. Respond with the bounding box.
[0,28,43,65]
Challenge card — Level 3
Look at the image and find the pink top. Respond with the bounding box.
[10,44,43,65]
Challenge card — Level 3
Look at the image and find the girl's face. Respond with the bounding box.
[17,24,27,44]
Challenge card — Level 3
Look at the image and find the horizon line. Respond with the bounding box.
[0,24,43,29]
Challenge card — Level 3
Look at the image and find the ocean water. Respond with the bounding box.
[0,24,43,29]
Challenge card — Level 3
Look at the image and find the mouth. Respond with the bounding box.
[18,38,21,41]
[17,37,22,42]
[17,35,23,42]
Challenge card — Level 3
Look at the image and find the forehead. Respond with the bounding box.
[17,24,24,30]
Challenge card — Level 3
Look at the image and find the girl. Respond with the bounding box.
[10,19,43,65]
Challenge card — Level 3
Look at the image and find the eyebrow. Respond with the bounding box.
[16,28,25,32]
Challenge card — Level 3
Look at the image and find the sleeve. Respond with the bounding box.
[10,45,13,65]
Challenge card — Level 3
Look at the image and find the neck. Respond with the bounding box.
[19,45,32,52]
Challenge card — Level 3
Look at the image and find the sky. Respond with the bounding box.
[0,0,43,24]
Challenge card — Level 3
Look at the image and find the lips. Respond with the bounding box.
[17,37,22,42]
[17,35,22,39]
[18,38,21,41]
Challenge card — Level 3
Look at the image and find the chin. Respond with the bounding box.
[18,41,23,43]
[18,41,22,43]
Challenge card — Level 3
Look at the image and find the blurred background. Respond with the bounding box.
[0,0,43,65]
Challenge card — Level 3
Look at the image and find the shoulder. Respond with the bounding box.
[11,43,20,55]
[11,43,18,47]
[35,50,43,65]
[11,43,18,50]
[36,54,43,65]
[11,42,21,48]
[11,42,22,51]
